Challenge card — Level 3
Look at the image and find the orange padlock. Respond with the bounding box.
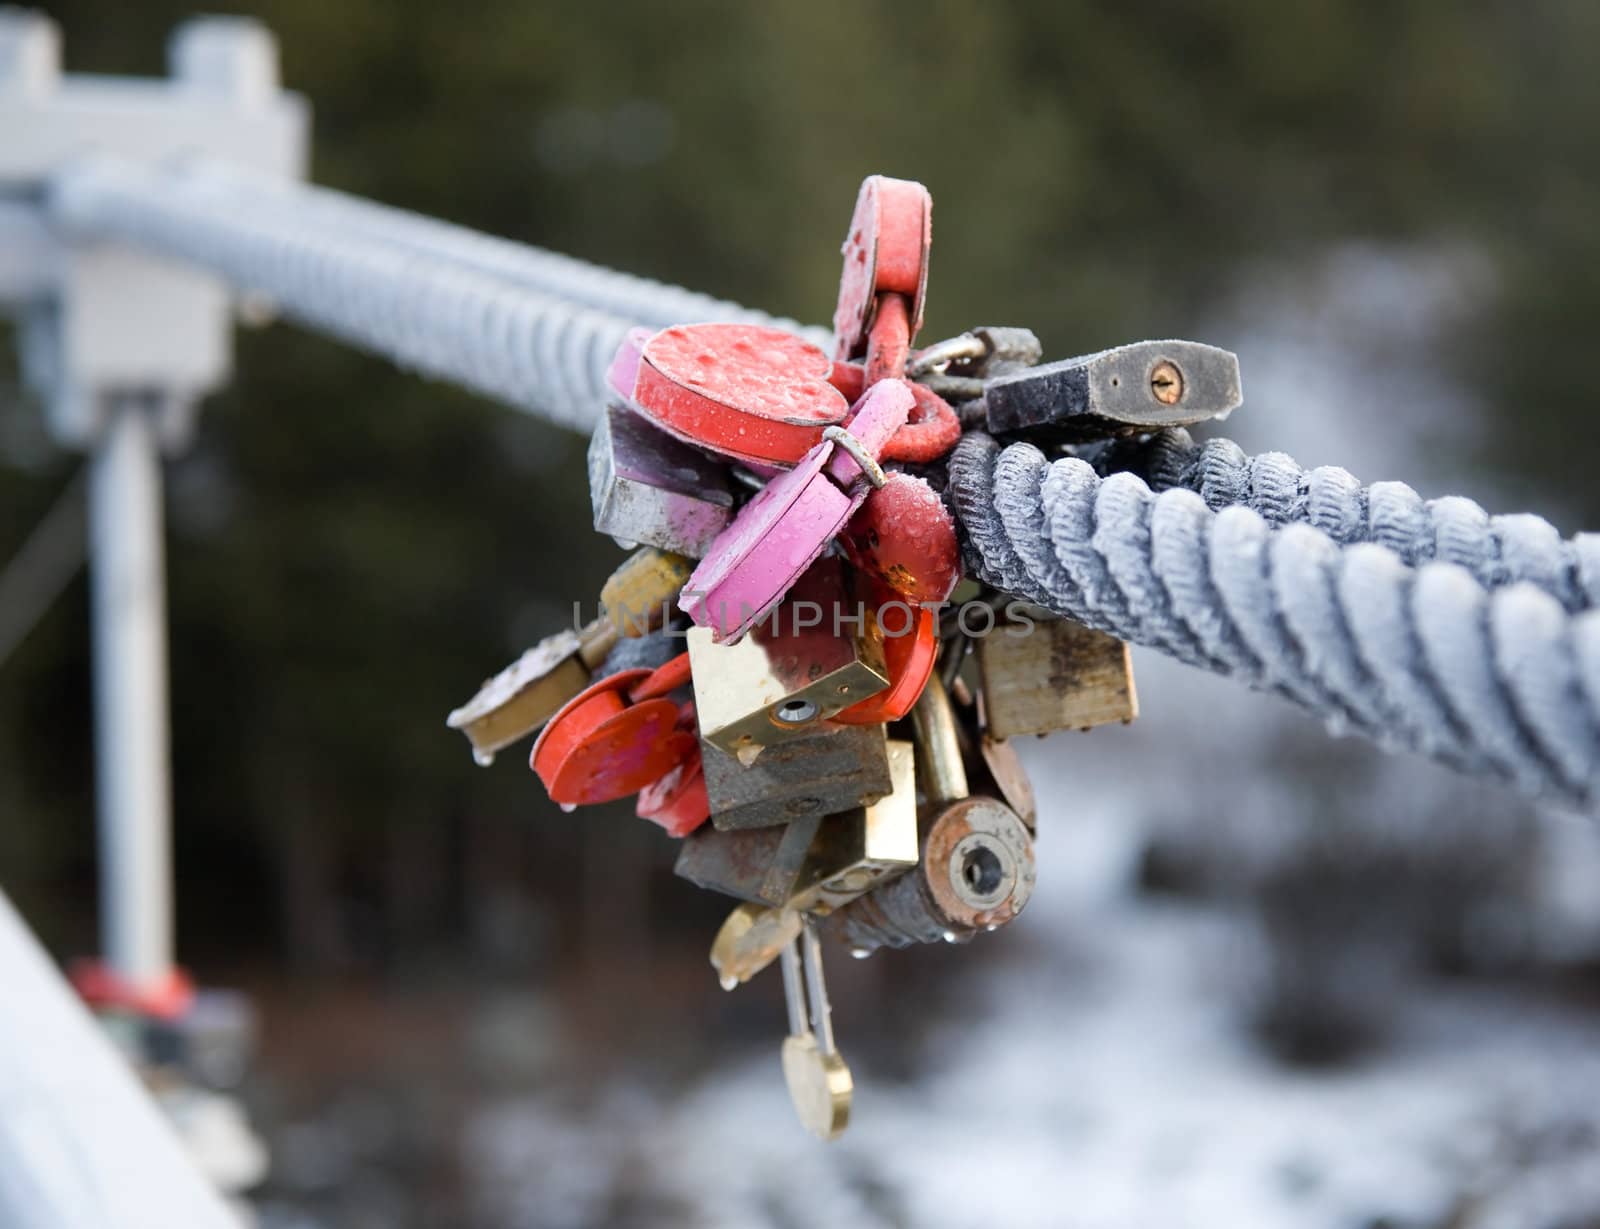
[841,470,960,604]
[531,668,696,805]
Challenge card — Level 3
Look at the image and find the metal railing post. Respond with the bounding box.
[87,395,174,990]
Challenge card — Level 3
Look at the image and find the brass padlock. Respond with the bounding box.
[784,738,918,914]
[588,403,736,558]
[446,617,618,765]
[600,546,693,637]
[702,724,892,831]
[975,608,1137,740]
[689,559,889,762]
[709,901,801,989]
[824,675,1036,953]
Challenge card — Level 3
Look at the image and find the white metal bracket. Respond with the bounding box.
[0,9,308,451]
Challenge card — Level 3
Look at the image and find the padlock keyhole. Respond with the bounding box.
[962,846,1004,896]
[773,698,820,726]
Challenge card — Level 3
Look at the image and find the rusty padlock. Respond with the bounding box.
[838,472,960,604]
[680,379,912,640]
[674,811,825,906]
[702,723,892,831]
[687,556,889,760]
[982,339,1243,442]
[824,675,1036,953]
[589,402,737,558]
[447,617,619,765]
[975,608,1138,739]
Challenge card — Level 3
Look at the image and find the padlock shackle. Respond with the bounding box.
[911,672,968,806]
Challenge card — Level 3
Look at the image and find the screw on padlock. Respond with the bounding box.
[783,738,919,915]
[709,901,802,989]
[687,556,890,760]
[530,666,696,805]
[779,921,852,1141]
[680,379,913,641]
[446,617,620,765]
[626,323,851,467]
[701,723,892,831]
[822,674,1037,955]
[981,338,1242,443]
[589,403,737,559]
[975,607,1138,740]
[600,546,694,638]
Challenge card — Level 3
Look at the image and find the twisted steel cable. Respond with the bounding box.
[1102,429,1600,614]
[44,156,1600,809]
[952,432,1600,811]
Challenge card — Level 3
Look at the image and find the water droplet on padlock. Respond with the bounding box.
[559,802,578,814]
[942,930,959,943]
[719,974,739,992]
[472,748,495,767]
[850,947,871,961]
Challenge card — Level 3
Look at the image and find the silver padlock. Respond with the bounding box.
[909,325,1043,402]
[702,724,892,831]
[588,403,737,558]
[982,339,1242,442]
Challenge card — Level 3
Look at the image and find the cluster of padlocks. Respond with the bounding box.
[448,176,1242,1137]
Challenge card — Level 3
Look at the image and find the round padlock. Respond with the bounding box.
[831,596,938,725]
[832,176,932,361]
[840,470,960,603]
[531,668,695,805]
[632,323,850,466]
[781,1033,853,1141]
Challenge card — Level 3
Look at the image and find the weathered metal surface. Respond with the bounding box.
[673,812,823,904]
[785,738,919,914]
[600,547,694,636]
[446,618,618,764]
[982,338,1242,442]
[588,403,736,559]
[976,611,1138,739]
[702,724,891,831]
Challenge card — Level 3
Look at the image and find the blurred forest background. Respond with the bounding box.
[6,3,1600,1227]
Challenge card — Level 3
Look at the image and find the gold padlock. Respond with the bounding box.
[709,902,801,989]
[975,608,1137,739]
[446,617,618,765]
[785,739,918,914]
[600,547,693,637]
[702,724,892,831]
[689,559,889,762]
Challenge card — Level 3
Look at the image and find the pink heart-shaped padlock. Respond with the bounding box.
[680,379,914,641]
